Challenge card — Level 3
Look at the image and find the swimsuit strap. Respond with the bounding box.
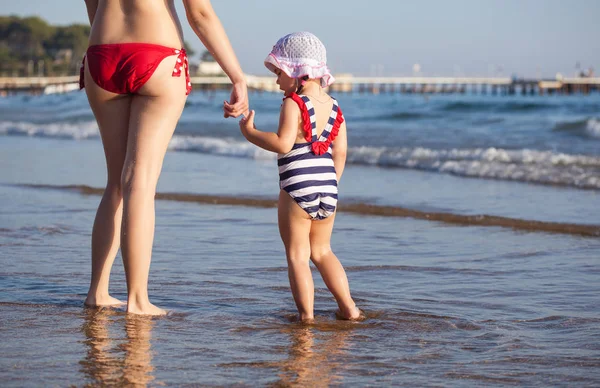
[172,48,192,95]
[299,95,318,142]
[286,93,314,143]
[285,92,344,155]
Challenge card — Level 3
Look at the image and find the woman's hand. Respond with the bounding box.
[238,110,256,138]
[224,81,249,118]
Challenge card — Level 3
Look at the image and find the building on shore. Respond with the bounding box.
[196,51,225,77]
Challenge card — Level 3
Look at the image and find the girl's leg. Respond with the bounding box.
[278,190,314,321]
[120,55,187,315]
[84,62,132,307]
[309,213,360,319]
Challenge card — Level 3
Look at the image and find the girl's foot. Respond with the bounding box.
[84,294,125,307]
[298,312,315,323]
[335,306,364,321]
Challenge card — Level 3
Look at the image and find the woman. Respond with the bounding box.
[82,0,248,315]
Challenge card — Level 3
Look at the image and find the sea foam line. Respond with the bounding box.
[2,121,599,189]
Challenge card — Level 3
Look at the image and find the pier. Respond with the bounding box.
[1,75,599,96]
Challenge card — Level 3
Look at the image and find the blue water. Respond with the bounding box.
[0,90,599,386]
[2,90,599,189]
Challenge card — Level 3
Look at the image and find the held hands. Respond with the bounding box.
[223,81,249,118]
[238,110,256,138]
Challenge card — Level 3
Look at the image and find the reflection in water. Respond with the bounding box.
[275,322,353,386]
[123,315,155,386]
[79,309,156,386]
[80,308,121,384]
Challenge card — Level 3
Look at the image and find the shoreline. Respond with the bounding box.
[13,183,600,237]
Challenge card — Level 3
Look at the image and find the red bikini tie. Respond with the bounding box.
[172,48,192,95]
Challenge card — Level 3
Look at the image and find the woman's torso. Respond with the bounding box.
[88,0,184,48]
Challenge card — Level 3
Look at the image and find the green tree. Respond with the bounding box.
[0,15,89,76]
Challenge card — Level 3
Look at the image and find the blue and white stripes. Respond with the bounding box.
[278,95,340,220]
[303,96,340,142]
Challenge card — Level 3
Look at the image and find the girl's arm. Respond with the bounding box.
[332,120,347,181]
[182,0,248,118]
[84,0,99,25]
[239,99,299,154]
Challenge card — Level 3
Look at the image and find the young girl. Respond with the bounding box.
[239,32,361,321]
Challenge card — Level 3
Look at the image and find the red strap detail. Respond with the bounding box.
[173,49,192,95]
[285,92,312,143]
[284,93,345,155]
[311,105,344,155]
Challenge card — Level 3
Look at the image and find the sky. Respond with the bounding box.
[2,0,599,78]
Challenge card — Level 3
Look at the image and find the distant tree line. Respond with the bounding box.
[1,16,90,76]
[0,15,198,77]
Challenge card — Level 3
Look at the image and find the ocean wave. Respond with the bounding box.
[352,112,432,122]
[17,184,600,237]
[553,117,600,139]
[168,135,274,160]
[346,146,600,189]
[0,120,99,140]
[2,121,599,189]
[441,101,553,113]
[586,118,600,138]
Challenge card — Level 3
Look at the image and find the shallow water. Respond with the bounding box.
[1,165,599,386]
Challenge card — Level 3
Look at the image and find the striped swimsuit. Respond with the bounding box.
[278,93,345,220]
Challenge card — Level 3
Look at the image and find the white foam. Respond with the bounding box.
[586,118,600,138]
[346,145,600,189]
[168,135,275,160]
[0,121,99,140]
[2,122,599,189]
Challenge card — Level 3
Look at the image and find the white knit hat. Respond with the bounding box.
[264,32,335,87]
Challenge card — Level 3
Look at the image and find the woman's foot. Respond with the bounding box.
[335,305,364,321]
[84,294,125,307]
[127,301,167,316]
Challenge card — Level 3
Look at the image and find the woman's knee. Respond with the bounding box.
[104,181,123,201]
[120,168,156,199]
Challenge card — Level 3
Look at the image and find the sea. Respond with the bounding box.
[0,88,599,386]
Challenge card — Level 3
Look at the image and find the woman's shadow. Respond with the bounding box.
[79,308,157,386]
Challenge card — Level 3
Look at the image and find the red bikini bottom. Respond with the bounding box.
[80,43,191,95]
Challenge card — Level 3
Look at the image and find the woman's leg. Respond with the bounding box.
[278,190,314,321]
[309,213,360,319]
[120,55,187,315]
[84,62,132,307]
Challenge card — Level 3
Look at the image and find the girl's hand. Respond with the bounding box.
[239,110,256,138]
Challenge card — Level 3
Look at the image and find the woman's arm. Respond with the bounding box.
[84,0,99,25]
[182,0,248,117]
[239,99,299,154]
[331,121,347,182]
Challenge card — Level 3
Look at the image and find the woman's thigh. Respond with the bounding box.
[84,62,132,182]
[122,55,188,186]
